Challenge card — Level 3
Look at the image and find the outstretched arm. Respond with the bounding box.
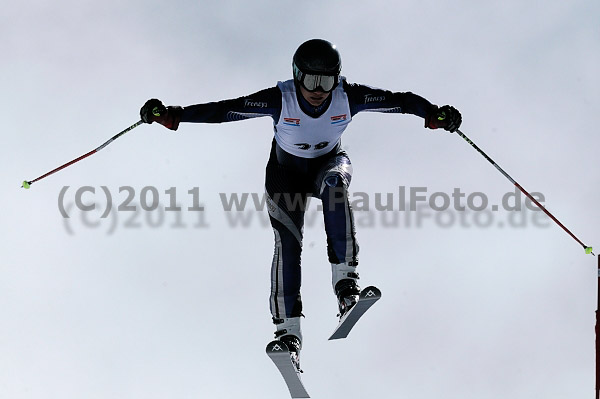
[344,81,461,132]
[140,86,282,130]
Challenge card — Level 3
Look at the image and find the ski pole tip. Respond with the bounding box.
[584,246,594,255]
[21,180,31,189]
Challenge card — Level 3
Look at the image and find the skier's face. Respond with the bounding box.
[299,85,330,107]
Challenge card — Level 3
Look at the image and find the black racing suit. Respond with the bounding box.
[180,79,434,319]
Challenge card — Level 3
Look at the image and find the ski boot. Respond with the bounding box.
[332,262,361,318]
[273,316,303,372]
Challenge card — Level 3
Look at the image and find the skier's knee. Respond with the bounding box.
[324,174,342,188]
[320,174,350,206]
[323,172,349,190]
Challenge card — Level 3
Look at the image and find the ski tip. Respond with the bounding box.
[266,340,290,354]
[360,286,381,299]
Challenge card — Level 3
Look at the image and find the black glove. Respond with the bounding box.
[425,105,462,133]
[140,99,182,131]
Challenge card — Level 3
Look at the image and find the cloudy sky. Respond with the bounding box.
[2,1,599,398]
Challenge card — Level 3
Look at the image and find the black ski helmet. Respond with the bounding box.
[293,39,341,91]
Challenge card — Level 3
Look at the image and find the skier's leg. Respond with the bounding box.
[316,154,361,316]
[316,153,358,265]
[268,211,304,320]
[265,155,308,353]
[266,195,307,361]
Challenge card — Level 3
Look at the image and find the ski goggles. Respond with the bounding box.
[293,64,338,92]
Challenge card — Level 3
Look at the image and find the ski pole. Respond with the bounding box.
[597,255,600,399]
[22,120,143,189]
[454,128,594,256]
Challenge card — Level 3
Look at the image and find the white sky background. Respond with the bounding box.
[2,1,599,398]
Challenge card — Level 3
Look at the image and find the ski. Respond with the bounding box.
[329,285,381,340]
[266,340,310,398]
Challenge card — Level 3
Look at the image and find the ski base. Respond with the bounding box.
[266,340,310,398]
[329,285,381,340]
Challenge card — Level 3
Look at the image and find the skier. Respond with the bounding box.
[140,39,461,367]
